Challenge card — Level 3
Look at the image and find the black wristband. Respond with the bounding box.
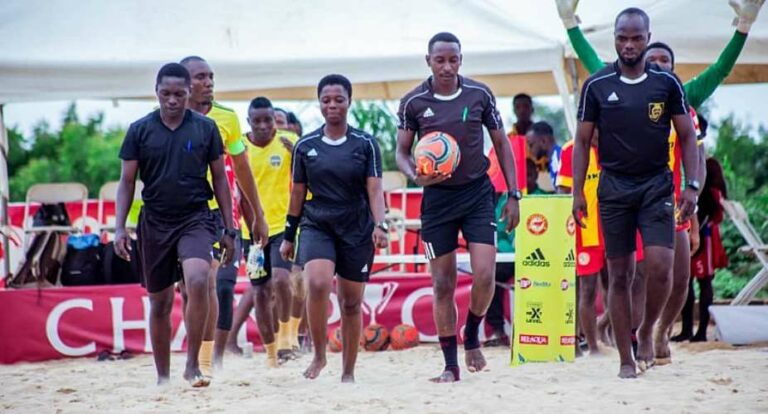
[284,214,300,243]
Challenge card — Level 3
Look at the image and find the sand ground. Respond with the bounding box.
[1,342,767,413]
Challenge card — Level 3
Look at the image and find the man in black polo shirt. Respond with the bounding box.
[396,32,521,383]
[114,63,236,387]
[573,8,698,378]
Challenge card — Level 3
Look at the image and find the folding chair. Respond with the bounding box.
[22,183,89,249]
[97,180,143,234]
[382,171,408,271]
[722,200,768,305]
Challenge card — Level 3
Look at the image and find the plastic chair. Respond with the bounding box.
[382,171,408,270]
[98,180,143,234]
[722,200,768,305]
[22,183,88,248]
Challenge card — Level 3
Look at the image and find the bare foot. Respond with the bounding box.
[636,328,655,372]
[465,348,487,373]
[670,331,692,342]
[278,349,297,363]
[303,357,327,379]
[429,369,459,383]
[653,327,672,366]
[341,374,355,383]
[597,315,613,346]
[157,376,170,386]
[183,367,210,388]
[225,341,243,356]
[690,333,707,343]
[637,359,656,373]
[483,331,510,347]
[588,347,606,357]
[266,357,280,369]
[618,364,637,379]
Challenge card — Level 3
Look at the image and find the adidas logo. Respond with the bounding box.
[564,249,575,267]
[423,107,435,118]
[361,264,369,273]
[607,92,619,102]
[522,248,550,267]
[307,148,318,157]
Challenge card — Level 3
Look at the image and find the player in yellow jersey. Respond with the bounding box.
[273,107,290,130]
[232,97,301,367]
[179,56,268,379]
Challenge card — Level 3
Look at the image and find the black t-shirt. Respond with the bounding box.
[398,75,504,187]
[578,61,688,176]
[292,126,382,218]
[119,109,224,218]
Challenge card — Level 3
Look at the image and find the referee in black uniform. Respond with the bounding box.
[572,8,698,378]
[280,74,387,383]
[114,63,236,387]
[395,32,520,383]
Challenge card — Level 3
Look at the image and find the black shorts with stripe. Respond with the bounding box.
[421,175,496,259]
[297,203,374,283]
[598,169,675,258]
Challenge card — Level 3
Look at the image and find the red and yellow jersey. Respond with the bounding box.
[205,101,245,227]
[557,140,602,248]
[487,133,528,194]
[668,106,702,231]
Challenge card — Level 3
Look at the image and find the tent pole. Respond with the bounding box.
[568,58,580,100]
[553,58,576,138]
[0,104,10,280]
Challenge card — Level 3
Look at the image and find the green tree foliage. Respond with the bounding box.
[710,116,768,299]
[349,101,398,171]
[8,103,124,201]
[533,102,570,144]
[7,127,30,176]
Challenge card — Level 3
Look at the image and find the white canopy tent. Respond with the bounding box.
[489,0,768,85]
[0,0,766,277]
[2,0,766,102]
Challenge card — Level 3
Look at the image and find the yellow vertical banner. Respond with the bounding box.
[512,195,576,365]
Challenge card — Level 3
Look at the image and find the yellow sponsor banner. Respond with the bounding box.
[512,195,576,365]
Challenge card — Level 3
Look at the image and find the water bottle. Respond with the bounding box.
[246,243,266,281]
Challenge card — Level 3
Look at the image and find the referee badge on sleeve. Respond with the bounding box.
[648,102,665,122]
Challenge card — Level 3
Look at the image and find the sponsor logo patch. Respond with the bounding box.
[519,334,549,345]
[566,216,576,236]
[522,248,550,268]
[649,102,665,122]
[525,302,543,324]
[578,252,591,266]
[526,214,548,235]
[564,249,575,268]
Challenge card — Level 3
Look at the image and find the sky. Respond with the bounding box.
[3,83,767,148]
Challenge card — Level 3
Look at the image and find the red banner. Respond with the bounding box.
[3,192,429,274]
[0,274,500,364]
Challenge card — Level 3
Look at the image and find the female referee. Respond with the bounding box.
[280,74,387,383]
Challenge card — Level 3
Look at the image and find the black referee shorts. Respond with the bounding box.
[598,169,675,258]
[297,205,374,283]
[137,207,217,293]
[421,175,496,260]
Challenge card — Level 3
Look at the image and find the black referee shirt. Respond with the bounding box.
[292,126,382,212]
[398,75,504,187]
[119,109,224,218]
[578,61,688,176]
